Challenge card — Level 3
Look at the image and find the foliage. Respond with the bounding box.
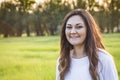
[0,0,120,37]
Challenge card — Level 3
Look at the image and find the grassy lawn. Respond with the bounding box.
[0,33,120,80]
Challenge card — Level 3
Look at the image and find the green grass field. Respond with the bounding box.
[0,33,120,80]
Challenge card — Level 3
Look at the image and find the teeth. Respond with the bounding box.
[70,36,78,37]
[70,36,79,38]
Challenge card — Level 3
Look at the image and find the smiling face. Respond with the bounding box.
[65,15,87,47]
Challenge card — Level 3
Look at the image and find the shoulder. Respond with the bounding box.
[97,49,119,80]
[97,48,116,68]
[97,48,113,62]
[97,48,116,69]
[56,57,60,69]
[56,57,60,80]
[56,57,60,64]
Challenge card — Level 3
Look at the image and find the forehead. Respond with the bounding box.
[66,15,85,25]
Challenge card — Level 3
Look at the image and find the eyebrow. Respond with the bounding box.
[66,23,83,26]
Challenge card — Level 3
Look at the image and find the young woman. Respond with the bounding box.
[56,9,118,80]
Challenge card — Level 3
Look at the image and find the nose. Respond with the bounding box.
[70,28,76,34]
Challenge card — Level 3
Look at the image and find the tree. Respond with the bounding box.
[0,2,16,37]
[40,0,71,35]
[15,0,35,36]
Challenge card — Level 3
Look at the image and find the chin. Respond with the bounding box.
[70,42,81,46]
[69,41,84,46]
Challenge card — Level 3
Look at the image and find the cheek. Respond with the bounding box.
[83,30,87,37]
[65,29,69,36]
[83,29,87,35]
[78,28,86,34]
[65,30,70,41]
[78,28,87,38]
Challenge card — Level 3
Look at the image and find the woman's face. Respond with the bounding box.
[65,15,87,46]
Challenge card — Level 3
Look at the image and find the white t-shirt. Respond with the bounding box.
[56,49,119,80]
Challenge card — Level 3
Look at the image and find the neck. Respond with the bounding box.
[71,45,86,59]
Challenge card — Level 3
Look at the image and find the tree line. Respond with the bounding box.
[0,0,120,37]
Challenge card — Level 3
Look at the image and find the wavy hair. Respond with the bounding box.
[59,9,105,80]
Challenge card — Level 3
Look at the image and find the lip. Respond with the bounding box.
[70,36,80,39]
[70,35,80,38]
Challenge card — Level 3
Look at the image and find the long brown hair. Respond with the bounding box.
[59,9,105,80]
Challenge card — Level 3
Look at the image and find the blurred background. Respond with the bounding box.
[0,0,120,37]
[0,0,120,80]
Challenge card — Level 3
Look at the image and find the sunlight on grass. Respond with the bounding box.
[0,34,120,80]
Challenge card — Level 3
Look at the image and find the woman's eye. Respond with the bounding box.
[66,26,72,29]
[76,26,83,29]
